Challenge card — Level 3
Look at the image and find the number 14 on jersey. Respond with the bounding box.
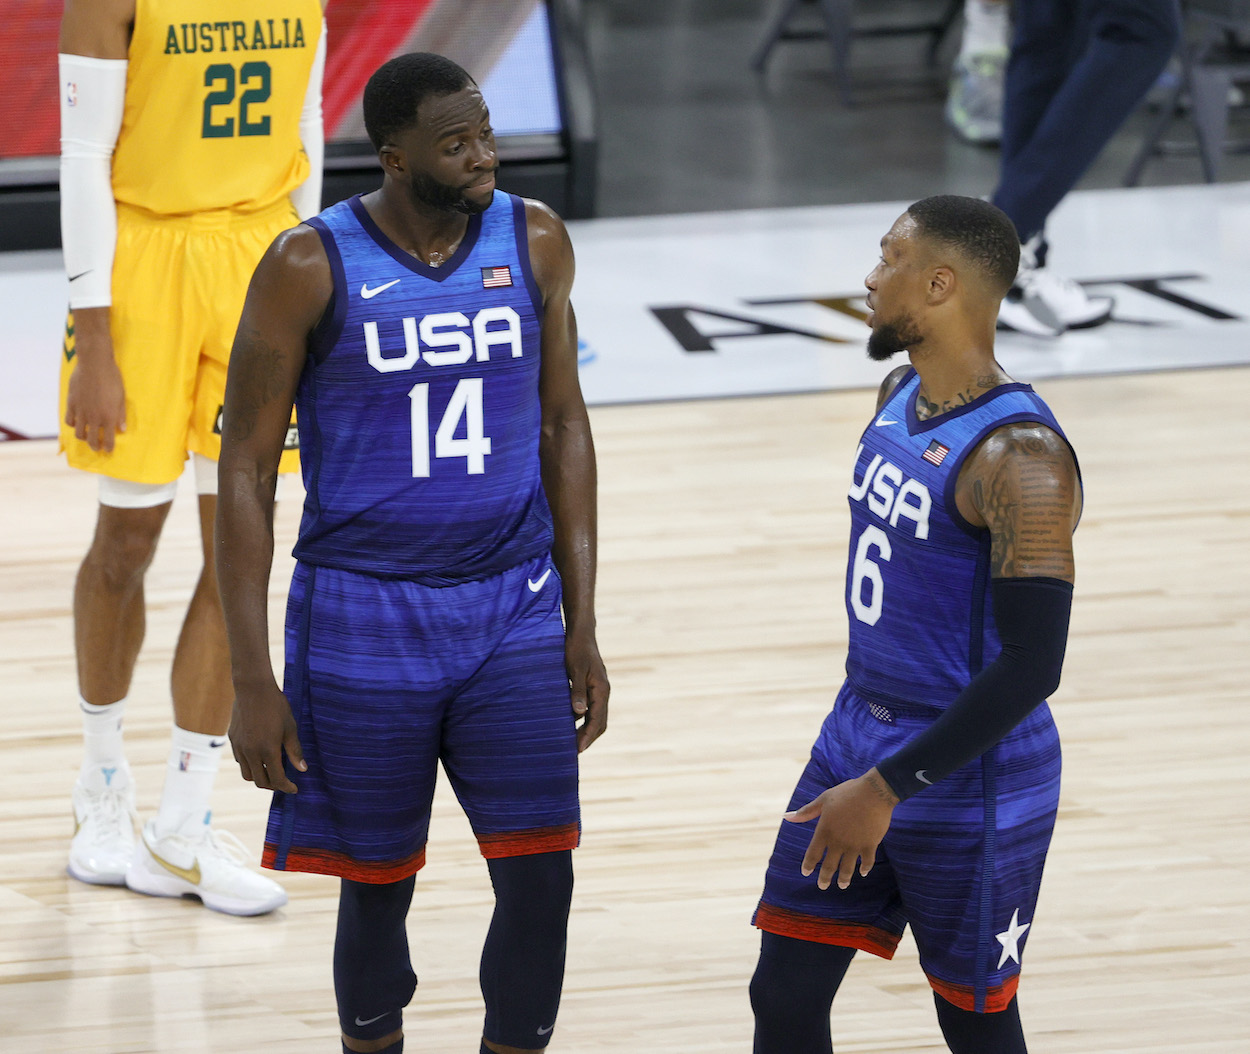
[408,379,492,477]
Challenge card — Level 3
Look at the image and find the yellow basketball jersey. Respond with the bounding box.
[111,0,322,216]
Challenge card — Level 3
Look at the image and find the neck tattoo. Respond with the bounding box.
[915,373,1005,420]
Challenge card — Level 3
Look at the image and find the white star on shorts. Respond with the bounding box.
[995,909,1031,969]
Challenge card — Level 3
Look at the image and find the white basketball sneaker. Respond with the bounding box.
[125,817,288,916]
[69,765,137,886]
[998,238,1114,337]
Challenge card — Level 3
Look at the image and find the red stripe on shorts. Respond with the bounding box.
[752,900,901,959]
[927,971,1020,1013]
[475,822,581,859]
[263,842,427,883]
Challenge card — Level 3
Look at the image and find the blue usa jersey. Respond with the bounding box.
[293,192,553,582]
[844,368,1080,708]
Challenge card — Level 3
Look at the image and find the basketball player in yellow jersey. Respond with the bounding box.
[58,0,324,915]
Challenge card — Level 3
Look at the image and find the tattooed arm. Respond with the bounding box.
[216,226,330,793]
[956,422,1082,581]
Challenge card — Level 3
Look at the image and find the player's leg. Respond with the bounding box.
[124,455,287,914]
[336,875,419,1054]
[479,851,574,1054]
[890,705,1061,1045]
[750,687,907,1052]
[934,993,1027,1054]
[263,565,445,1044]
[749,932,856,1054]
[68,487,173,885]
[441,555,581,1052]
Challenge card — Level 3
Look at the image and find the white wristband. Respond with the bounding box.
[59,53,127,310]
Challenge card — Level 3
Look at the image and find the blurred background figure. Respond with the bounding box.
[992,0,1181,337]
[946,0,1010,145]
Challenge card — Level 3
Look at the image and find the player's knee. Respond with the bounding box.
[933,992,1027,1054]
[87,507,166,585]
[488,851,573,928]
[750,932,852,1031]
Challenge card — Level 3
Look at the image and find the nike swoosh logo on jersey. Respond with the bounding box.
[875,418,899,427]
[355,1012,390,1027]
[915,770,933,785]
[68,270,92,282]
[537,1025,555,1036]
[360,278,401,299]
[527,569,553,593]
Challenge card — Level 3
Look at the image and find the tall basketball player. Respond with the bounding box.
[749,196,1081,1053]
[59,0,326,913]
[216,54,608,1054]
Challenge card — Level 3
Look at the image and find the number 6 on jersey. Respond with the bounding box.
[408,379,492,477]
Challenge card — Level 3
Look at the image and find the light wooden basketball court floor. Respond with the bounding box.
[1,365,1247,1052]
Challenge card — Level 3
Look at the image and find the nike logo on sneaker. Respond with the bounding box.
[527,569,552,593]
[875,418,899,427]
[537,1024,555,1036]
[355,1012,390,1027]
[915,770,933,785]
[147,838,202,886]
[360,279,400,299]
[102,766,117,786]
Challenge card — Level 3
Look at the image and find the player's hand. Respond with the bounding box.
[566,628,609,753]
[64,319,127,453]
[785,768,899,891]
[228,680,307,794]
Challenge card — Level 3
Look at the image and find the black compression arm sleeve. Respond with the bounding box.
[875,576,1073,802]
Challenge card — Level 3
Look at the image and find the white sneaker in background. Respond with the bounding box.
[69,766,137,886]
[125,818,288,916]
[998,238,1114,336]
[946,50,1007,145]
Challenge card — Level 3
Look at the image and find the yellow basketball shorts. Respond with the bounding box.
[59,197,301,485]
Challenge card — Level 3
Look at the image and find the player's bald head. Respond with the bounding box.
[905,196,1020,299]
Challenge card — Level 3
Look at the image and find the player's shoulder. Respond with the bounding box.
[875,364,912,411]
[520,196,568,240]
[976,419,1071,461]
[519,197,573,296]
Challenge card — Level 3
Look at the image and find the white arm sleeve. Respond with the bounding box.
[289,21,326,222]
[59,53,127,310]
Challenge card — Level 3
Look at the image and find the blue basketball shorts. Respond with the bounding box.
[753,682,1061,1013]
[262,552,580,883]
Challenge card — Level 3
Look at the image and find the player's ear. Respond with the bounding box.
[927,266,956,307]
[378,142,406,178]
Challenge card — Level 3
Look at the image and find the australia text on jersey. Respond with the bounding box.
[163,19,310,55]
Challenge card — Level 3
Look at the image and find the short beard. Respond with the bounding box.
[409,170,493,216]
[866,318,923,362]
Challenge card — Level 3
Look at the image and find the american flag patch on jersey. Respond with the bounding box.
[921,440,950,466]
[481,266,513,288]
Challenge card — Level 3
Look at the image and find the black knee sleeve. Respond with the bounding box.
[335,876,418,1042]
[480,851,574,1049]
[934,993,1027,1054]
[749,931,856,1054]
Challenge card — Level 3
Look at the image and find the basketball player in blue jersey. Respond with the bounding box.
[214,53,607,1054]
[750,196,1081,1054]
